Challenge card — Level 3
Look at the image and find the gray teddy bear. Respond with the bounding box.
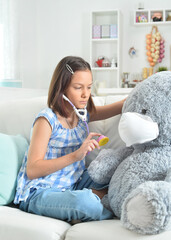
[88,71,171,235]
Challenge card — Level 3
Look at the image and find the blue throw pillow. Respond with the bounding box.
[0,133,28,205]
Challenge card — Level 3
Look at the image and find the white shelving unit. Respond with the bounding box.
[134,9,171,25]
[90,10,121,94]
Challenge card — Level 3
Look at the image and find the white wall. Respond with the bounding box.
[18,0,171,89]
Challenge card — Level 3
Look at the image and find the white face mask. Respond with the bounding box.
[118,112,159,147]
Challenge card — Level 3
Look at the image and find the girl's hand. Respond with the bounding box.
[74,132,101,161]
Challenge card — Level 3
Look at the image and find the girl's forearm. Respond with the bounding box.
[107,99,125,117]
[90,98,125,121]
[26,151,78,180]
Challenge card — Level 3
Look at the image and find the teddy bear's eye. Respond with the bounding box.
[141,109,147,114]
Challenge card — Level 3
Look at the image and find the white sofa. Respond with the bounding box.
[0,88,171,240]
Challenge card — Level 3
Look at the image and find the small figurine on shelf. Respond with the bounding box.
[166,12,171,21]
[138,2,144,10]
[111,57,117,68]
[95,57,104,67]
[122,72,130,88]
[152,12,162,22]
[138,14,148,22]
[95,56,111,67]
[102,58,111,67]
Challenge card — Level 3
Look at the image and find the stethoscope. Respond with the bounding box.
[63,94,89,134]
[63,94,109,149]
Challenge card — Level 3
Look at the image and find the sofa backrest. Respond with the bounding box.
[0,96,47,142]
[86,95,126,164]
[0,95,126,163]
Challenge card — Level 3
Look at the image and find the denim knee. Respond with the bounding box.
[68,189,104,220]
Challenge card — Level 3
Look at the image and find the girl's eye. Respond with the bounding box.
[141,109,147,114]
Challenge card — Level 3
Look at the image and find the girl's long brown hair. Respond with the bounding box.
[48,56,96,118]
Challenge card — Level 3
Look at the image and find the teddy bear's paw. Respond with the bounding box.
[121,181,171,234]
[88,149,117,184]
[124,193,154,229]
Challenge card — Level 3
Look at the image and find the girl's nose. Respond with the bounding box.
[82,88,88,97]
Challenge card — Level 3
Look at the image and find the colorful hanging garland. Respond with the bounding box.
[146,26,165,67]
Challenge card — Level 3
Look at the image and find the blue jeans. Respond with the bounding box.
[19,170,113,222]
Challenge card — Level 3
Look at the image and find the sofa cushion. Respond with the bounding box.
[0,96,47,142]
[0,206,71,240]
[65,219,171,240]
[0,133,28,205]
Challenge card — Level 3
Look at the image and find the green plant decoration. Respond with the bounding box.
[157,66,168,72]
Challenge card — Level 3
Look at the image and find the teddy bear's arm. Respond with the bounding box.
[88,146,134,184]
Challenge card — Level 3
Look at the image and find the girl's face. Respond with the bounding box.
[65,70,93,109]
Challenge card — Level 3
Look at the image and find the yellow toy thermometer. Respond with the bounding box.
[87,135,109,155]
[96,135,109,146]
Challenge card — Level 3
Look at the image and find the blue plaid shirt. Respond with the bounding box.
[14,108,88,204]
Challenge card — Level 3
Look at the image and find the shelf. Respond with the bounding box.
[134,9,171,25]
[134,21,171,26]
[92,38,118,42]
[92,67,118,71]
[90,10,121,88]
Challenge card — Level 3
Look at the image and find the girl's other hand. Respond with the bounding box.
[74,132,101,161]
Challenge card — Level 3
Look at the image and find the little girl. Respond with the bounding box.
[14,56,125,223]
